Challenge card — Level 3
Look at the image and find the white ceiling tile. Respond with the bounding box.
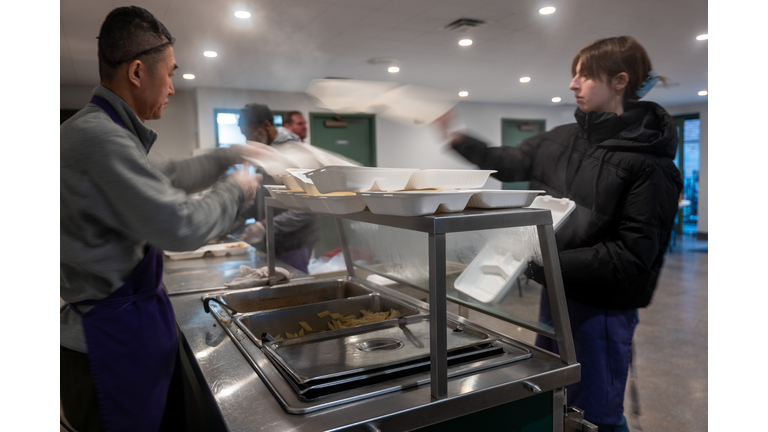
[378,28,428,42]
[358,10,415,27]
[377,0,442,15]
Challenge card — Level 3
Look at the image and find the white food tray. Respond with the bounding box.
[301,194,367,215]
[357,191,474,217]
[264,185,287,199]
[453,244,530,304]
[164,242,249,260]
[306,166,419,193]
[526,195,576,232]
[277,173,305,192]
[466,190,545,209]
[281,191,312,210]
[287,168,321,195]
[405,169,496,190]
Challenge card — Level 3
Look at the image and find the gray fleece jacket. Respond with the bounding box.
[60,86,246,352]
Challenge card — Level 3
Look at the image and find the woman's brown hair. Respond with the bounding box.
[571,36,665,104]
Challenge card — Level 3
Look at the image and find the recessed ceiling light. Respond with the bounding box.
[459,91,469,97]
[459,39,473,46]
[388,66,400,73]
[519,76,531,83]
[182,74,195,80]
[234,11,251,19]
[539,7,556,15]
[696,34,708,41]
[204,51,217,58]
[551,97,561,103]
[698,90,708,96]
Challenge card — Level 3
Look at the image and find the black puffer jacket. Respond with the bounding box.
[452,101,683,309]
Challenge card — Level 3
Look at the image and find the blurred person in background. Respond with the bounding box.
[236,104,319,273]
[60,7,266,432]
[280,110,308,142]
[436,36,683,431]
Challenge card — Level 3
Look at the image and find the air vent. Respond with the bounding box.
[444,18,486,32]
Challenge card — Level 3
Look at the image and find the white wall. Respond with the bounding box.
[664,101,708,234]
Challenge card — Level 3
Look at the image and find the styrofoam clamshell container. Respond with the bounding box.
[526,195,576,232]
[205,243,249,257]
[286,169,322,195]
[466,190,545,209]
[289,193,313,211]
[164,242,249,260]
[357,191,474,217]
[306,166,419,193]
[302,194,367,215]
[264,185,287,199]
[405,169,497,190]
[453,244,530,304]
[164,250,206,260]
[273,190,306,210]
[277,173,305,192]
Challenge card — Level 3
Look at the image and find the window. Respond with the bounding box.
[673,114,700,235]
[214,108,288,148]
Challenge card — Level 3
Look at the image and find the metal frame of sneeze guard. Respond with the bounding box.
[264,197,577,400]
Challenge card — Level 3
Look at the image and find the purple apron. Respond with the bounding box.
[67,96,178,432]
[277,248,309,273]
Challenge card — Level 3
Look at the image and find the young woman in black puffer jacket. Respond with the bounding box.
[438,36,683,431]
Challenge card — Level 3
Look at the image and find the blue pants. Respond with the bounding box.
[536,289,637,430]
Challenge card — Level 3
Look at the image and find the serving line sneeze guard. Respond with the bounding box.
[263,197,577,403]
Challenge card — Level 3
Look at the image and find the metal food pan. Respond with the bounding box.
[236,294,422,346]
[263,318,496,385]
[218,278,374,313]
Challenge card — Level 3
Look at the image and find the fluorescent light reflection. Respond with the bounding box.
[204,51,218,58]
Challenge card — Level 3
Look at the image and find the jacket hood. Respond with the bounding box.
[574,101,678,159]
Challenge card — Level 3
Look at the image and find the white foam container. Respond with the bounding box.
[357,191,473,217]
[306,166,419,193]
[264,185,287,198]
[453,244,530,304]
[272,189,297,208]
[527,195,576,232]
[287,168,322,195]
[164,242,249,260]
[277,173,305,192]
[466,190,545,209]
[405,169,496,190]
[289,193,312,210]
[205,243,249,257]
[302,194,367,215]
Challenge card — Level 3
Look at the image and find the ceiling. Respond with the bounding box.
[60,0,708,107]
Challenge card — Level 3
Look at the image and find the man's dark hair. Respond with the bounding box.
[283,111,303,125]
[97,6,175,83]
[239,104,274,131]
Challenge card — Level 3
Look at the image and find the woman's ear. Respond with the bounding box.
[613,72,629,91]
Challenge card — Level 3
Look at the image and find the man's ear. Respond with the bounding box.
[126,60,143,88]
[614,72,629,91]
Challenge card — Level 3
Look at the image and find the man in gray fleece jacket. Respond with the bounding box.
[60,6,266,431]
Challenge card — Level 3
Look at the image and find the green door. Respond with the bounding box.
[308,113,377,259]
[501,119,545,190]
[309,113,376,167]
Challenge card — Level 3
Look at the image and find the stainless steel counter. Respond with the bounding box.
[163,248,306,295]
[166,251,580,432]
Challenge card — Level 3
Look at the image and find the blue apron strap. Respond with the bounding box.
[90,95,126,129]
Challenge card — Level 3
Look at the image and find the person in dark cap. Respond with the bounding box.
[60,6,266,432]
[236,103,319,273]
[238,103,278,145]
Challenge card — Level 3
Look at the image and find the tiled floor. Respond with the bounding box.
[62,235,707,431]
